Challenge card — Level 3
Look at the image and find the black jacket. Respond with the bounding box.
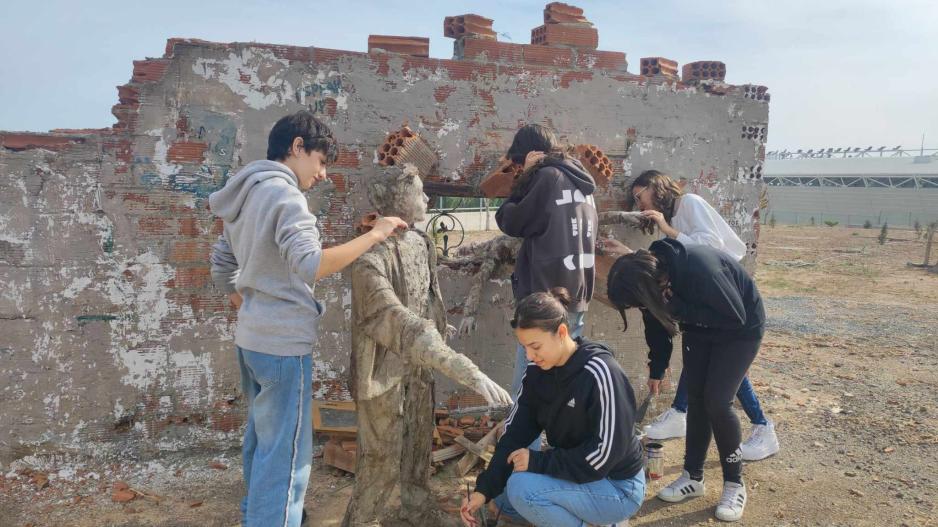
[474,339,644,500]
[644,239,766,379]
[496,157,598,312]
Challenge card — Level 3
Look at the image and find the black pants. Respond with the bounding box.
[682,332,761,484]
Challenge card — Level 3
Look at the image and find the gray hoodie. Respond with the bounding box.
[208,160,324,356]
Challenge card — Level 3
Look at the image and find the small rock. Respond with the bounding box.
[813,441,824,448]
[845,471,856,477]
[883,447,895,453]
[209,461,228,470]
[111,489,136,503]
[849,489,865,497]
[112,481,130,492]
[189,501,203,508]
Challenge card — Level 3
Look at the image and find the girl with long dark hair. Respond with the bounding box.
[606,239,765,522]
[614,169,778,462]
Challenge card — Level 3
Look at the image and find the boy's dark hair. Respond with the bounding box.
[511,287,573,334]
[506,124,560,164]
[266,111,338,163]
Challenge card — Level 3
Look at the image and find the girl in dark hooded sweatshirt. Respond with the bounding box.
[495,125,599,436]
[606,239,765,522]
[460,288,645,527]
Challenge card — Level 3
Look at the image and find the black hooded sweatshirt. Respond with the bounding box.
[496,157,598,312]
[474,338,644,501]
[642,239,766,379]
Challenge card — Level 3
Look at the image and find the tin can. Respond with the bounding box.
[645,442,664,480]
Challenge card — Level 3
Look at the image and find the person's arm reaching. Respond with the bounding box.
[315,217,407,279]
[495,169,555,238]
[352,256,511,406]
[272,189,407,283]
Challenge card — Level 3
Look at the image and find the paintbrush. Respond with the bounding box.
[634,392,654,435]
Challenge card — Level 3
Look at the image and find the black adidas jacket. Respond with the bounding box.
[644,239,766,379]
[474,339,644,501]
[496,157,598,312]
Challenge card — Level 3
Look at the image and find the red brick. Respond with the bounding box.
[545,2,585,17]
[170,241,211,263]
[559,71,593,88]
[640,57,679,78]
[480,158,522,198]
[166,141,208,164]
[137,216,175,236]
[178,216,201,237]
[368,35,430,58]
[172,267,211,289]
[460,38,524,63]
[444,14,496,40]
[0,133,84,152]
[531,24,598,49]
[575,50,627,71]
[682,61,726,82]
[211,218,224,235]
[523,45,574,67]
[131,59,171,83]
[434,85,457,103]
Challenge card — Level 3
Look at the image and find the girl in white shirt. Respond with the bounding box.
[624,170,779,462]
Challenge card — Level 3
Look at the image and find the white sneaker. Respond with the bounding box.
[643,408,687,440]
[740,421,779,461]
[657,470,705,503]
[715,481,747,521]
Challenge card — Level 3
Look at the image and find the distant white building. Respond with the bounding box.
[763,151,938,226]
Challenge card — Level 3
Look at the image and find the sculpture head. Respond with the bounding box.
[367,164,429,225]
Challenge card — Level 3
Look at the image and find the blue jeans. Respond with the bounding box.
[495,470,645,527]
[237,347,313,527]
[511,311,586,451]
[672,369,768,426]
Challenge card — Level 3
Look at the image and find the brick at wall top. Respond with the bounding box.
[368,35,430,58]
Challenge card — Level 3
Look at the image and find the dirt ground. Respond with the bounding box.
[2,225,935,526]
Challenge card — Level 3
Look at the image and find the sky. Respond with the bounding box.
[1,0,936,152]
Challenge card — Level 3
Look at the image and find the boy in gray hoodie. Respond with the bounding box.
[209,111,406,527]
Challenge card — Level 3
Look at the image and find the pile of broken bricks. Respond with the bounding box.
[318,403,507,477]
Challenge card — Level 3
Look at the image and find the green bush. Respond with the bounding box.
[863,220,872,229]
[878,223,888,245]
[824,220,839,227]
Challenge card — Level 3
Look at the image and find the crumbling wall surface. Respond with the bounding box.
[0,32,768,463]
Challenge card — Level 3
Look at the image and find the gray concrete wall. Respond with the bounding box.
[0,35,767,464]
[765,187,938,226]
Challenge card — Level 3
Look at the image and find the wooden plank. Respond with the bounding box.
[312,400,357,434]
[323,439,357,474]
[456,419,504,476]
[432,444,467,463]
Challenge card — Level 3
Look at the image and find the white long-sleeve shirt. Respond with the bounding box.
[670,193,747,261]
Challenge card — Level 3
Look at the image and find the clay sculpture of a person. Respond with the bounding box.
[342,164,512,527]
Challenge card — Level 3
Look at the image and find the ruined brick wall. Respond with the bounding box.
[0,19,768,463]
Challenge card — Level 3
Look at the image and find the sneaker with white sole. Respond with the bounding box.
[643,408,687,440]
[740,421,779,461]
[715,481,747,521]
[657,470,705,502]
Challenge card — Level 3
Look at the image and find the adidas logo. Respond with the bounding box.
[567,398,576,408]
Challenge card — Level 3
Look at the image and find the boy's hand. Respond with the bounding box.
[371,216,408,241]
[229,292,243,309]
